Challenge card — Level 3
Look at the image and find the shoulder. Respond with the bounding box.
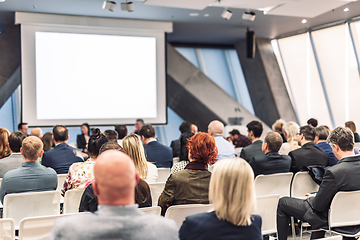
[184,211,215,224]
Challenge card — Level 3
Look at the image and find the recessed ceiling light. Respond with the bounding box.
[301,19,307,24]
[344,8,350,12]
[204,14,210,17]
[190,13,199,17]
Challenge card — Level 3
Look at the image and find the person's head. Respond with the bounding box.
[229,129,240,141]
[138,124,156,145]
[307,118,318,127]
[18,123,28,135]
[30,127,43,139]
[327,127,354,159]
[207,120,224,137]
[103,129,118,143]
[283,122,300,141]
[180,132,194,161]
[88,128,108,159]
[209,158,255,226]
[8,131,26,153]
[135,119,144,131]
[42,132,55,152]
[345,121,357,133]
[115,125,128,139]
[0,128,11,159]
[52,125,69,143]
[314,125,330,143]
[298,125,316,145]
[191,124,198,134]
[93,150,139,206]
[81,123,91,136]
[21,136,44,162]
[262,132,283,154]
[272,119,286,133]
[122,134,148,180]
[179,121,192,134]
[246,120,263,140]
[187,132,218,165]
[99,142,123,154]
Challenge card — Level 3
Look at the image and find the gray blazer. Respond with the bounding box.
[47,205,179,240]
[0,153,23,178]
[240,140,264,162]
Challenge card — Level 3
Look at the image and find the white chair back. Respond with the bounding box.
[0,218,15,240]
[254,194,279,235]
[354,142,360,150]
[157,168,171,182]
[139,206,161,215]
[148,182,166,207]
[291,171,319,199]
[164,204,213,229]
[56,174,67,192]
[18,215,61,240]
[329,190,360,228]
[235,147,243,157]
[3,191,61,228]
[255,172,293,197]
[63,188,85,214]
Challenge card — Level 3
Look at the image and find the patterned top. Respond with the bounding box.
[62,158,96,195]
[170,160,189,174]
[233,135,252,148]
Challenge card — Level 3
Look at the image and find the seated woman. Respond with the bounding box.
[170,132,194,174]
[63,128,108,195]
[0,128,11,160]
[279,121,300,155]
[79,142,151,212]
[158,132,218,215]
[76,123,91,152]
[179,158,262,240]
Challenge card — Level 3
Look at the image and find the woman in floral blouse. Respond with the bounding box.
[62,128,108,195]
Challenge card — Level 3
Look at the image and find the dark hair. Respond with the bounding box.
[53,125,68,142]
[88,128,108,159]
[307,118,318,127]
[135,179,151,205]
[187,132,218,165]
[179,122,192,134]
[264,132,283,152]
[315,126,330,141]
[229,129,240,136]
[136,119,144,124]
[81,123,91,136]
[328,127,354,151]
[103,129,118,143]
[299,125,316,141]
[18,122,27,131]
[99,142,123,154]
[246,121,263,138]
[180,132,194,161]
[139,124,155,139]
[115,125,127,139]
[8,131,26,152]
[42,132,55,152]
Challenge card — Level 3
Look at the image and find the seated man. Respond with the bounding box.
[0,136,57,203]
[240,120,265,162]
[208,120,236,161]
[315,125,338,167]
[277,127,360,240]
[48,150,178,240]
[229,129,251,148]
[249,132,291,177]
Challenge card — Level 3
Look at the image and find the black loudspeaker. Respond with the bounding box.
[246,30,255,59]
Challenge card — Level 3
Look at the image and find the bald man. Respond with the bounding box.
[30,127,43,139]
[208,120,236,161]
[48,150,178,240]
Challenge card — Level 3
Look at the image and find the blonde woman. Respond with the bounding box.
[122,134,158,183]
[279,121,300,155]
[272,119,287,143]
[0,128,11,159]
[179,158,262,240]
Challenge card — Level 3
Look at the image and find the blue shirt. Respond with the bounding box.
[214,136,236,161]
[316,142,338,167]
[0,161,57,203]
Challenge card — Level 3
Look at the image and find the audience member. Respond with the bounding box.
[139,124,173,168]
[63,128,108,194]
[279,122,300,155]
[315,125,338,167]
[179,158,262,240]
[0,136,57,203]
[170,121,192,158]
[249,132,291,177]
[0,128,11,159]
[132,119,144,135]
[229,129,251,148]
[42,125,83,174]
[114,124,127,146]
[277,127,360,240]
[0,131,26,177]
[18,122,28,136]
[345,121,360,142]
[30,127,43,138]
[171,132,194,174]
[272,119,287,142]
[48,150,177,240]
[76,123,91,152]
[240,120,264,162]
[289,125,327,173]
[122,134,158,184]
[191,124,198,134]
[208,120,236,160]
[307,118,318,127]
[103,129,118,143]
[42,132,55,152]
[158,132,217,215]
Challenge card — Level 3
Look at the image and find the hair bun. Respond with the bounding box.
[91,128,101,137]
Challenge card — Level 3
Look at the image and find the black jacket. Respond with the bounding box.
[250,152,291,177]
[289,142,327,173]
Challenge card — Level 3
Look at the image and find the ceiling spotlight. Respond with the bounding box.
[344,8,350,12]
[221,9,232,20]
[301,19,307,24]
[102,1,116,11]
[242,11,256,21]
[121,1,134,12]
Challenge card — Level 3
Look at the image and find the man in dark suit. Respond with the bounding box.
[139,124,173,168]
[250,132,291,177]
[289,125,327,173]
[315,125,338,167]
[170,121,192,158]
[240,120,265,162]
[277,127,360,240]
[42,125,83,174]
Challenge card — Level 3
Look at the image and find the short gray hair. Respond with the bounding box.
[327,127,354,151]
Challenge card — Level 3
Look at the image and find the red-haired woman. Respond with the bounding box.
[158,132,218,215]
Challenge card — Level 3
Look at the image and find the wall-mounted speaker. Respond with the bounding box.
[246,30,255,59]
